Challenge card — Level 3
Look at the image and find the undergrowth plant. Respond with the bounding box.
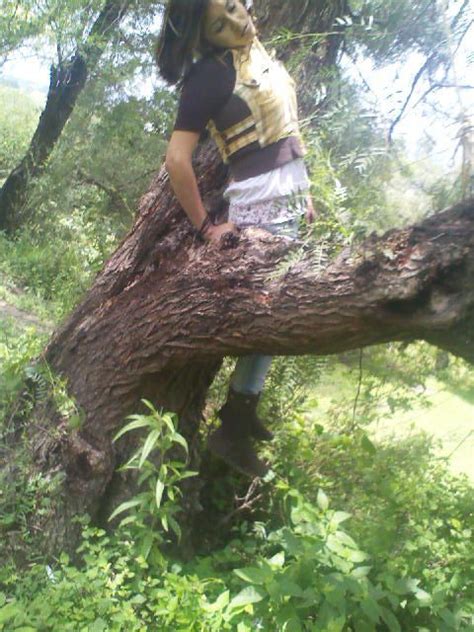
[0,344,472,630]
[2,481,470,630]
[109,400,198,564]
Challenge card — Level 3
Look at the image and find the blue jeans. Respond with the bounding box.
[230,218,300,395]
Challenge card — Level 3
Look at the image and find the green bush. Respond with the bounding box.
[1,478,471,630]
[0,210,117,317]
[0,397,472,631]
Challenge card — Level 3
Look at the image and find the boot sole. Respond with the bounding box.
[208,432,268,478]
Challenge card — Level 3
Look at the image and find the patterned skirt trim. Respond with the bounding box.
[228,189,308,227]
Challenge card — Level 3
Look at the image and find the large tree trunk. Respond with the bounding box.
[4,0,473,560]
[0,0,130,235]
[8,139,474,558]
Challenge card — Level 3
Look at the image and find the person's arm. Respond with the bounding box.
[165,131,236,243]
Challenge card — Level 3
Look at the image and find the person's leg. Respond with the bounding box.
[226,354,275,443]
[230,354,273,395]
[230,217,300,397]
[208,218,300,476]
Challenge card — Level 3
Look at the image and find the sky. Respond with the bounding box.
[343,47,474,170]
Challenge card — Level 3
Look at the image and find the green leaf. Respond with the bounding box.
[393,577,419,595]
[108,498,142,522]
[234,566,269,585]
[414,587,432,606]
[228,586,266,611]
[282,617,303,632]
[178,471,199,480]
[139,428,160,467]
[331,511,352,525]
[117,455,140,471]
[275,577,303,597]
[324,617,345,632]
[380,607,401,632]
[0,602,20,624]
[280,528,302,555]
[171,432,188,454]
[439,609,457,627]
[360,434,376,455]
[141,399,159,415]
[351,566,372,579]
[334,530,358,549]
[346,549,368,563]
[118,515,139,528]
[155,479,165,509]
[168,516,182,540]
[360,596,382,623]
[89,619,107,632]
[113,417,150,443]
[162,413,177,433]
[267,551,285,568]
[204,590,230,613]
[275,605,304,631]
[317,488,329,511]
[140,532,154,560]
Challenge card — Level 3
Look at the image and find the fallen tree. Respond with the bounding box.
[4,136,473,557]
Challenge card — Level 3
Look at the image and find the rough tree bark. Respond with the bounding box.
[8,140,473,557]
[0,0,130,235]
[3,0,474,559]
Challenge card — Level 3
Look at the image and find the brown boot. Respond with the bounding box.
[236,390,274,442]
[207,390,269,478]
[207,428,268,478]
[222,389,274,442]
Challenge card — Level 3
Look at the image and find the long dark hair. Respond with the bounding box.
[155,0,213,85]
[155,0,254,86]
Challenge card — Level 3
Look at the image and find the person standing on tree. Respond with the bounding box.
[156,0,315,478]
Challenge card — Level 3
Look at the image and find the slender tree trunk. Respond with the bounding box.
[0,0,130,235]
[4,0,474,560]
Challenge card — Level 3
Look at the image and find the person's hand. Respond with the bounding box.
[305,195,317,224]
[204,221,238,243]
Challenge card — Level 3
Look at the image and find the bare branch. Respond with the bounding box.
[451,18,474,57]
[388,53,438,143]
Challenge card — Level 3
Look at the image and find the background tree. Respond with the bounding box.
[0,0,131,234]
[0,0,45,62]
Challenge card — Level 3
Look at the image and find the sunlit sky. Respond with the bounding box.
[1,23,473,175]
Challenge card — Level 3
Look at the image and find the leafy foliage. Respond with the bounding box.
[0,329,473,629]
[0,0,45,59]
[109,400,197,563]
[0,87,39,181]
[0,447,471,630]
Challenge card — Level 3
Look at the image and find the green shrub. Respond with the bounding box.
[0,210,117,318]
[1,401,472,631]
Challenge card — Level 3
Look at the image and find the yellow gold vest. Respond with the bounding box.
[207,39,304,163]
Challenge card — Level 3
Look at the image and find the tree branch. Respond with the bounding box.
[388,52,438,143]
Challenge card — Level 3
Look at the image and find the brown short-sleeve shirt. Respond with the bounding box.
[174,52,236,133]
